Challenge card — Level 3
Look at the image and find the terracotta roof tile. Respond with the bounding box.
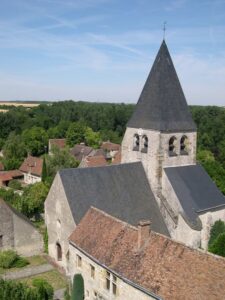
[49,139,66,149]
[82,155,108,168]
[70,144,94,161]
[19,156,43,177]
[101,142,121,151]
[69,207,225,300]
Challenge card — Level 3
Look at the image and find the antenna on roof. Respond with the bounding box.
[163,21,167,40]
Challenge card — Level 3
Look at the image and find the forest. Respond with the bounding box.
[0,101,225,195]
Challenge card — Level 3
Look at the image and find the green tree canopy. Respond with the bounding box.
[22,126,48,156]
[66,122,87,147]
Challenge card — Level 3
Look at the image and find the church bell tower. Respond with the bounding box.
[121,40,197,195]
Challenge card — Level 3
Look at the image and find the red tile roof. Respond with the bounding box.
[69,207,225,300]
[19,156,43,177]
[70,144,94,161]
[101,141,121,151]
[0,170,23,182]
[0,173,12,182]
[49,139,66,149]
[82,155,108,168]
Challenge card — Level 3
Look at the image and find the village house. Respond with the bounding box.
[0,170,23,187]
[19,155,43,184]
[79,155,108,168]
[101,141,121,160]
[45,40,225,272]
[68,207,225,300]
[0,198,43,256]
[48,138,66,155]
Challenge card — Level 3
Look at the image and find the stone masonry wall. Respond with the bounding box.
[68,244,157,300]
[45,173,76,271]
[0,201,14,250]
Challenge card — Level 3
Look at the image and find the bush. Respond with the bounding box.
[0,278,53,300]
[13,257,29,268]
[8,179,22,190]
[32,278,54,300]
[208,220,225,247]
[209,233,225,257]
[0,250,18,269]
[0,250,29,269]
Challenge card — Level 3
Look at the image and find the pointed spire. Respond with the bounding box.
[127,40,196,132]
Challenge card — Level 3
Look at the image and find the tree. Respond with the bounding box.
[71,274,84,300]
[2,132,27,169]
[22,126,48,156]
[46,146,79,180]
[84,127,101,148]
[66,122,87,147]
[21,182,49,219]
[42,156,48,183]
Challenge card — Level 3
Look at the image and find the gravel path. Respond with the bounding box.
[1,263,54,280]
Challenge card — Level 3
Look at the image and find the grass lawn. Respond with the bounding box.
[18,269,68,290]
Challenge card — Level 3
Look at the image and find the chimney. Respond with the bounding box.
[138,220,151,249]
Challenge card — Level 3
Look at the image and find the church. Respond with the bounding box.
[45,40,225,271]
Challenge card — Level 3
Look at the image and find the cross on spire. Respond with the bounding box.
[163,21,167,40]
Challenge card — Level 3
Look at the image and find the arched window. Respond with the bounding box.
[133,134,140,151]
[180,135,188,155]
[56,242,62,261]
[141,135,148,153]
[168,136,177,156]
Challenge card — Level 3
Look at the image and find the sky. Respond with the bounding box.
[0,0,225,105]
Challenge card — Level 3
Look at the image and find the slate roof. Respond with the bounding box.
[127,40,196,132]
[19,156,43,177]
[59,162,169,236]
[70,207,225,300]
[164,164,225,230]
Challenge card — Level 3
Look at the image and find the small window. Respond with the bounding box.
[0,235,3,248]
[141,135,148,153]
[56,242,62,261]
[168,136,177,156]
[91,264,95,279]
[77,255,82,268]
[180,135,188,155]
[133,134,140,151]
[106,271,110,290]
[112,275,117,295]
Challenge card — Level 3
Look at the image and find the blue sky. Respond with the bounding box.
[0,0,225,105]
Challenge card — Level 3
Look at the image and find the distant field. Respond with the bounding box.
[0,109,8,113]
[0,102,40,108]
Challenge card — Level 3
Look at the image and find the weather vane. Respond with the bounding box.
[163,21,167,40]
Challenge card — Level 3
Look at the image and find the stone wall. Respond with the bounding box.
[0,201,14,250]
[24,173,41,184]
[13,214,43,256]
[0,200,43,256]
[68,244,158,300]
[45,173,76,271]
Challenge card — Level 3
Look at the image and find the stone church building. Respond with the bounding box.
[45,40,225,271]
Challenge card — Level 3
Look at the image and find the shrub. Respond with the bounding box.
[32,278,54,300]
[209,233,225,257]
[0,250,18,269]
[0,278,53,300]
[0,250,29,269]
[8,179,22,190]
[208,220,225,247]
[13,257,29,268]
[71,274,84,300]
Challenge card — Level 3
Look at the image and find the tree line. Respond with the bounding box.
[0,101,224,195]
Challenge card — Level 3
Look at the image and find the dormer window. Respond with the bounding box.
[133,134,140,151]
[141,135,148,153]
[168,136,177,156]
[180,136,188,155]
